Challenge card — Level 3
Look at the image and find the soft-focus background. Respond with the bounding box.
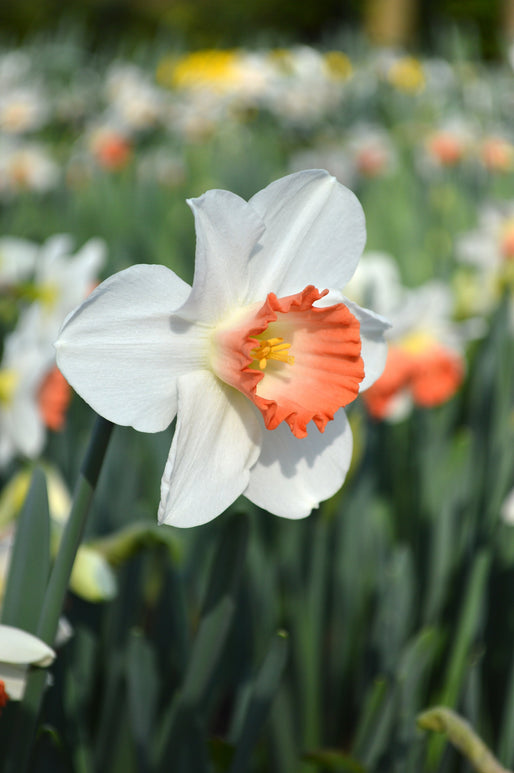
[0,1,513,771]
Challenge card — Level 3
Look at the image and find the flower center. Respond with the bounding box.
[250,336,294,370]
[212,285,364,439]
[20,281,60,310]
[399,330,435,354]
[0,369,18,406]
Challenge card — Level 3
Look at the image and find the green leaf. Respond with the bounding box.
[209,737,235,771]
[228,630,289,773]
[352,678,388,757]
[1,468,50,634]
[126,628,159,768]
[428,549,491,769]
[154,512,250,771]
[302,749,367,772]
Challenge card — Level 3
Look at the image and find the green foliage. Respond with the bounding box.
[1,469,50,633]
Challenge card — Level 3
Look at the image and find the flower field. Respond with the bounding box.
[0,30,513,772]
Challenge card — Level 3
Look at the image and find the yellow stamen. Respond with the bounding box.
[251,337,295,370]
[399,330,435,354]
[37,282,59,310]
[0,370,19,406]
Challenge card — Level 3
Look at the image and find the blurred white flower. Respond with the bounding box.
[419,118,475,173]
[344,251,404,318]
[0,87,50,134]
[263,47,348,126]
[478,132,514,173]
[83,123,132,170]
[0,624,55,701]
[456,202,514,329]
[0,140,59,197]
[0,235,105,464]
[0,237,38,288]
[0,51,32,90]
[165,92,225,142]
[362,281,466,421]
[0,329,49,465]
[345,124,397,180]
[288,144,354,187]
[137,148,186,188]
[104,63,166,132]
[17,234,106,351]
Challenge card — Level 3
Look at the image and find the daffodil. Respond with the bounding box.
[56,170,388,526]
[456,201,514,330]
[0,328,49,466]
[0,623,55,701]
[362,281,466,421]
[17,233,106,347]
[0,236,38,289]
[0,139,59,198]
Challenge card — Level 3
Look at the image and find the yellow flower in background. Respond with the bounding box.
[387,56,425,93]
[159,50,242,92]
[324,51,353,80]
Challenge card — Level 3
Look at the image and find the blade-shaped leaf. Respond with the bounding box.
[1,468,50,634]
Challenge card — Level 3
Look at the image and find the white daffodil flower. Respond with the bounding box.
[17,234,107,350]
[55,170,389,526]
[0,236,38,288]
[0,328,49,466]
[0,623,55,701]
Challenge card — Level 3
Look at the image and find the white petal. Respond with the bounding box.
[0,237,38,283]
[158,371,262,527]
[342,298,390,391]
[70,545,117,602]
[72,237,107,279]
[55,617,73,648]
[0,663,28,700]
[8,397,45,458]
[178,190,266,324]
[247,170,366,299]
[315,290,390,392]
[38,234,74,269]
[55,264,205,432]
[244,410,353,518]
[0,624,55,666]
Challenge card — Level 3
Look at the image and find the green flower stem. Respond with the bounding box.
[6,415,114,773]
[418,707,512,773]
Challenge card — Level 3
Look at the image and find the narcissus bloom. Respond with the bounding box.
[0,329,50,466]
[456,201,514,330]
[55,170,388,526]
[362,281,465,421]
